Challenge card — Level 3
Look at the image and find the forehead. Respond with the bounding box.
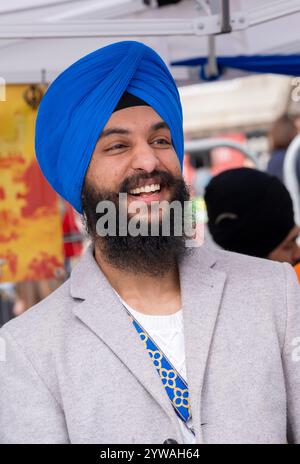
[103,105,167,130]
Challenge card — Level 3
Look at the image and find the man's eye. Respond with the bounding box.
[105,144,127,152]
[153,139,170,146]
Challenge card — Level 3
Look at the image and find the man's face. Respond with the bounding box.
[82,105,191,276]
[268,225,300,266]
[85,105,181,212]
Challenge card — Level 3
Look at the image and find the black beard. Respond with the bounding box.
[81,170,193,277]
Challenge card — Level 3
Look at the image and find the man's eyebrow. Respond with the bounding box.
[100,121,170,139]
[100,128,130,139]
[150,121,170,132]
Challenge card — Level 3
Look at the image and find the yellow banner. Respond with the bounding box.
[0,85,64,283]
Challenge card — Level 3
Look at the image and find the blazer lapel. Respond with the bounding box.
[70,245,181,434]
[179,246,227,443]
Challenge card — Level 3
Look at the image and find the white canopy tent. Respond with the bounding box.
[0,0,300,85]
[181,74,293,136]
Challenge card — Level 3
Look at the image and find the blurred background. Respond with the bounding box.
[1,0,300,324]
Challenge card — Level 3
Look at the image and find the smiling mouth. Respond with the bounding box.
[129,183,161,196]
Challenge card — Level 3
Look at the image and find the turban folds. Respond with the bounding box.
[35,41,184,213]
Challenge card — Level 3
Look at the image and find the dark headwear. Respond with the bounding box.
[204,168,295,258]
[113,91,149,113]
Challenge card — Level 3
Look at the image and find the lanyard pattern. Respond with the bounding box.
[126,310,192,423]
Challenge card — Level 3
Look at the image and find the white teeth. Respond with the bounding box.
[130,183,160,195]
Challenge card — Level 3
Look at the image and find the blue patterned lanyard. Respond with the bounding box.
[124,307,192,424]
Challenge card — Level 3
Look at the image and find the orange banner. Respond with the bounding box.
[0,85,64,283]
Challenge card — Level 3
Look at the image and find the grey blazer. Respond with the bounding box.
[0,244,300,444]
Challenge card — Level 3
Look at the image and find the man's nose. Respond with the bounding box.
[130,141,160,173]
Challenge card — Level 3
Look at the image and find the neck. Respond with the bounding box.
[94,245,181,316]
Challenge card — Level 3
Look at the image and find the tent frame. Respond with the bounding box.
[0,0,299,38]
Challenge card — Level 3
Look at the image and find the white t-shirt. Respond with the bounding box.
[116,294,196,444]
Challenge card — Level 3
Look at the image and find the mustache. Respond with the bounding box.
[119,170,179,194]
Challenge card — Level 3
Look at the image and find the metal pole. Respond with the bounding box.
[184,138,259,166]
[220,0,232,33]
[204,35,219,79]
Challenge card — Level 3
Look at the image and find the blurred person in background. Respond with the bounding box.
[205,167,300,269]
[292,115,300,134]
[267,114,298,183]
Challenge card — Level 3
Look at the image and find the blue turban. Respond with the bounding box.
[35,41,184,213]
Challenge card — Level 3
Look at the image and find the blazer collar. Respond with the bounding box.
[70,243,219,300]
[70,243,226,443]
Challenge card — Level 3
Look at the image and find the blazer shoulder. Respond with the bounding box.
[0,278,74,342]
[204,245,287,278]
[202,246,296,345]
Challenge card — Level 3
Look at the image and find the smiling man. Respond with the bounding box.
[0,41,300,445]
[81,91,191,277]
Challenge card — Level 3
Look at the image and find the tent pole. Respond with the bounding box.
[220,0,232,33]
[184,139,258,166]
